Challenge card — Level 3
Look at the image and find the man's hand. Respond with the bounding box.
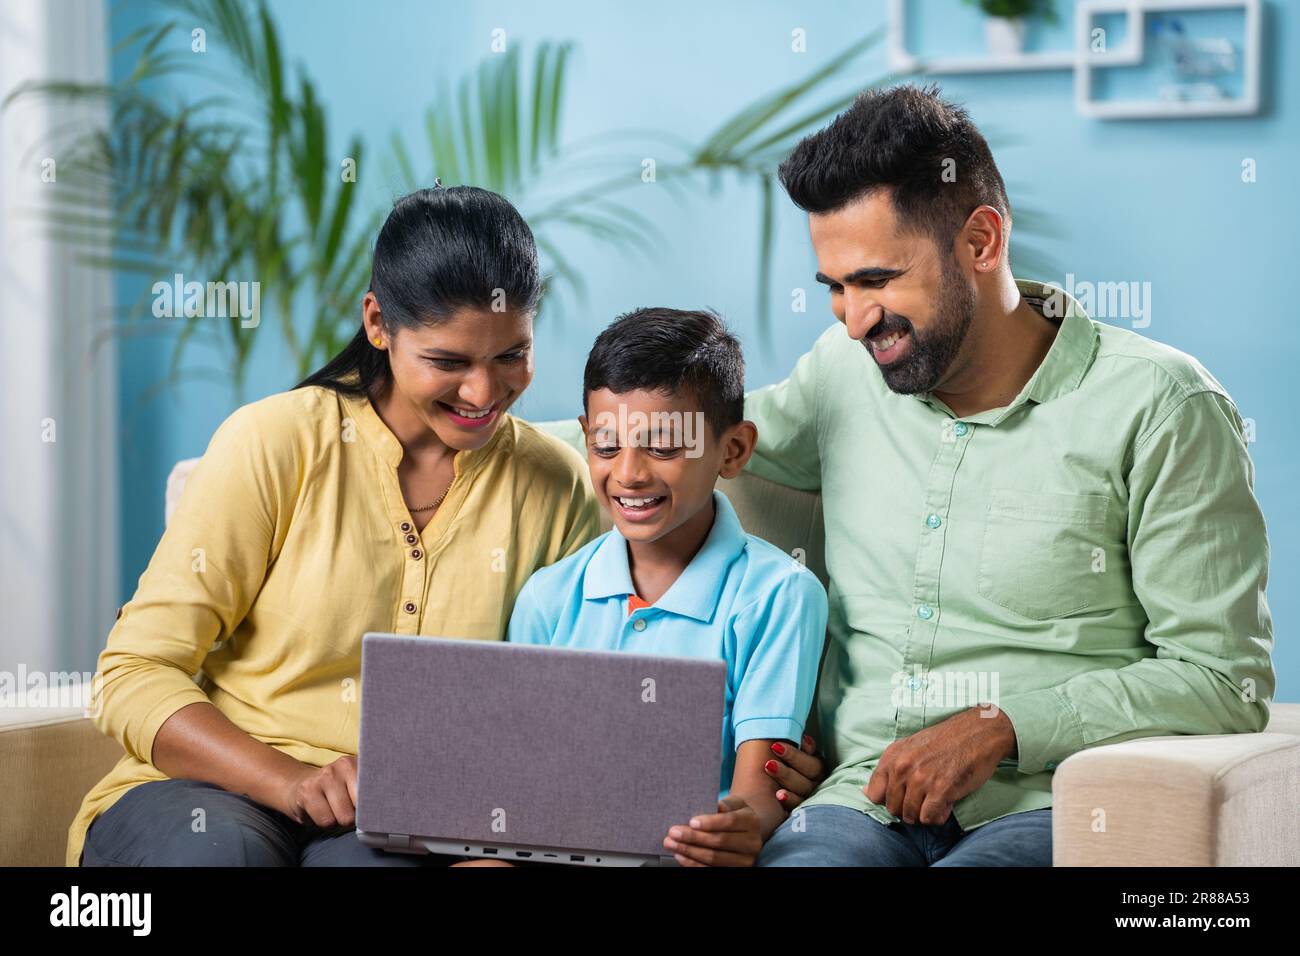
[764,734,826,810]
[663,795,763,866]
[280,755,359,829]
[864,705,1017,826]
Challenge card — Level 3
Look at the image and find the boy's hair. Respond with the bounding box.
[583,307,744,438]
[777,83,1011,255]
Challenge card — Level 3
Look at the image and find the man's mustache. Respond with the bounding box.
[863,312,915,344]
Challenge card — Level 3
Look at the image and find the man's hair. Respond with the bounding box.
[777,83,1011,254]
[583,307,744,437]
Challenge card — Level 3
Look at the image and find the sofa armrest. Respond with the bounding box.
[0,711,124,866]
[1052,730,1300,866]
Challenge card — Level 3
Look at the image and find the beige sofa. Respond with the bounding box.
[4,431,1296,867]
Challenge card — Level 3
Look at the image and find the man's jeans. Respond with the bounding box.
[80,778,463,867]
[757,804,1053,866]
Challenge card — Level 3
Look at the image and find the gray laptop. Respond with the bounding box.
[356,632,725,866]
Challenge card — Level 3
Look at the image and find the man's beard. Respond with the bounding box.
[865,260,976,395]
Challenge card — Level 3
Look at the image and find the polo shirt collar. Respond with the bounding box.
[582,490,748,623]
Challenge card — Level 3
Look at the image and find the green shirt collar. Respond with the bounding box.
[917,278,1098,425]
[1017,278,1098,408]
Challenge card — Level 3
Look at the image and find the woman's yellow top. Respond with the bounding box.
[66,385,599,865]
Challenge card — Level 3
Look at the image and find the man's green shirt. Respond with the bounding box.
[744,279,1275,829]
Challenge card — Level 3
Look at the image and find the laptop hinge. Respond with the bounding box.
[387,833,412,850]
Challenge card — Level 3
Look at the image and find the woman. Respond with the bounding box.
[70,185,600,866]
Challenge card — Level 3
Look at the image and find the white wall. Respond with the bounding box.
[0,0,118,678]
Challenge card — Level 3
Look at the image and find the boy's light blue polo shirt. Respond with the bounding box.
[507,490,829,799]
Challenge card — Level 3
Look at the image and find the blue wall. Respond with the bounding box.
[111,0,1299,699]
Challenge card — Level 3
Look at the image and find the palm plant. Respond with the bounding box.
[8,0,1053,396]
[385,41,667,322]
[395,25,1053,345]
[6,0,384,396]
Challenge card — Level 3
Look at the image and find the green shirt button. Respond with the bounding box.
[917,604,934,620]
[926,513,942,529]
[953,422,970,437]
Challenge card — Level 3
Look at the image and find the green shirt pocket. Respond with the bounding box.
[978,489,1111,621]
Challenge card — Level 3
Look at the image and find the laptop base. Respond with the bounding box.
[357,829,675,867]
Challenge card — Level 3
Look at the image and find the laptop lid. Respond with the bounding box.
[357,633,725,860]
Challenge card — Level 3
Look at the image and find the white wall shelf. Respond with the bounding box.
[887,0,1142,75]
[888,0,1262,119]
[1075,0,1261,118]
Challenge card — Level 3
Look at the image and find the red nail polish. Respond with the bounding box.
[764,759,778,774]
[802,734,814,749]
[770,742,786,756]
[777,790,787,801]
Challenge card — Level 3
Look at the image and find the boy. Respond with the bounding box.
[508,307,829,866]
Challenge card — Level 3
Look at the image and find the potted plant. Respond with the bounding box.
[964,0,1058,57]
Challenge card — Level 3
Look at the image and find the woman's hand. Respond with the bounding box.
[764,734,826,810]
[280,755,359,829]
[662,795,763,866]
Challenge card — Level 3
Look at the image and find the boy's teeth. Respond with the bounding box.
[616,495,664,508]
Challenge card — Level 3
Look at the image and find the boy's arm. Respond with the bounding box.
[728,568,829,826]
[730,739,796,839]
[663,741,786,867]
[665,568,830,866]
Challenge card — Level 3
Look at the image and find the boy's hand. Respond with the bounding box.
[765,734,826,810]
[663,795,762,866]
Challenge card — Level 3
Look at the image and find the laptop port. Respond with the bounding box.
[570,854,585,862]
[482,847,498,855]
[515,851,532,858]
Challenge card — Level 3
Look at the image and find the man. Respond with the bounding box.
[748,84,1274,866]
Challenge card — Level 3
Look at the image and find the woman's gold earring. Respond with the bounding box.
[373,337,383,347]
